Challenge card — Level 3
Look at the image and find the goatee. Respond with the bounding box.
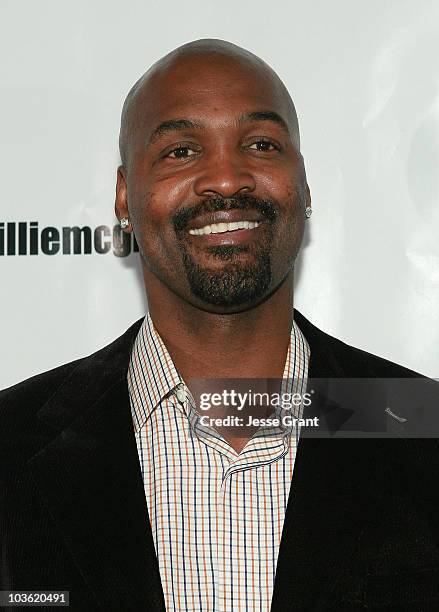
[173,195,277,307]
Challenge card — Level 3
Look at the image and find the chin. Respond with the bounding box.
[183,273,290,315]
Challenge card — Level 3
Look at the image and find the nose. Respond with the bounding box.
[193,151,256,198]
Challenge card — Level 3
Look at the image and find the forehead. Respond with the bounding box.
[131,55,294,137]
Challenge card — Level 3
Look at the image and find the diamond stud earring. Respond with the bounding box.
[305,206,313,219]
[120,217,130,229]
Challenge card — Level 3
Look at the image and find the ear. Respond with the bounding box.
[115,165,133,233]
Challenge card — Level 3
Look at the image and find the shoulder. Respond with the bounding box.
[0,359,84,425]
[294,309,424,378]
[0,317,144,462]
[0,359,86,475]
[323,330,421,378]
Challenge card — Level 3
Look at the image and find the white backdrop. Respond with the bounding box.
[1,0,438,389]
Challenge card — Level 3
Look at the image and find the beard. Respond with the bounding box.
[181,243,272,307]
[173,196,277,307]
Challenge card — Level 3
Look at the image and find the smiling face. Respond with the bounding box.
[116,42,310,313]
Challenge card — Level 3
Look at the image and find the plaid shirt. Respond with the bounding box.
[128,314,310,611]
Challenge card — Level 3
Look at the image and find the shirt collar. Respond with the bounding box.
[128,312,310,434]
[128,314,182,433]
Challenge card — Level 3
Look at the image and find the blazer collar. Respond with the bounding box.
[28,317,166,610]
[28,310,367,611]
[293,310,346,378]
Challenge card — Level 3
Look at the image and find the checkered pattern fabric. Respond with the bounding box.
[128,314,310,611]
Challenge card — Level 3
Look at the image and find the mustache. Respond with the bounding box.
[172,195,278,233]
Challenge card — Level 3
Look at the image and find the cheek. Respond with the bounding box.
[256,163,304,204]
[128,186,189,271]
[283,183,306,235]
[127,183,165,237]
[257,171,288,198]
[129,172,191,229]
[272,180,307,262]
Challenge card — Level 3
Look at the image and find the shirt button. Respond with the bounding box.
[175,387,186,404]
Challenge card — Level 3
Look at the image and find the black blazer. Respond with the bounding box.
[1,310,439,611]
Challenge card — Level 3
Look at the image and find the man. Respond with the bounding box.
[1,39,438,611]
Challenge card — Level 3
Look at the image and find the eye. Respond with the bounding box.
[248,139,279,152]
[166,145,198,159]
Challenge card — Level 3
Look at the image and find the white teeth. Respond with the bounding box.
[189,220,260,235]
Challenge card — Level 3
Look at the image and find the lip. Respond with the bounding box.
[186,222,265,246]
[186,209,265,231]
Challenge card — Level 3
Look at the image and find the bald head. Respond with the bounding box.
[119,39,300,166]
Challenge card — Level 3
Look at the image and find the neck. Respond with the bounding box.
[144,268,295,382]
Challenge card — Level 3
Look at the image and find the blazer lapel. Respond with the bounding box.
[271,310,373,610]
[271,437,376,611]
[27,321,166,611]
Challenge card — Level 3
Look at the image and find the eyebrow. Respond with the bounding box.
[148,119,203,145]
[237,111,290,134]
[147,110,290,146]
